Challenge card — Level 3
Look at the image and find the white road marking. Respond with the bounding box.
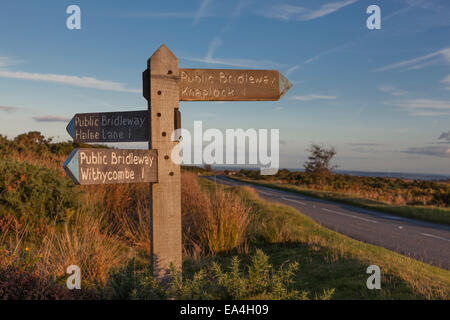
[321,208,379,224]
[280,197,306,205]
[223,179,450,249]
[259,190,280,197]
[420,233,450,242]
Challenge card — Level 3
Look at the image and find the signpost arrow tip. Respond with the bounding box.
[63,149,79,185]
[66,117,75,140]
[279,73,292,98]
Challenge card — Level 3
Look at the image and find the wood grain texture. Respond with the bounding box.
[64,148,157,185]
[67,111,148,143]
[179,68,281,101]
[145,44,182,279]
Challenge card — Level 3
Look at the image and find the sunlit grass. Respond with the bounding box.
[230,177,450,225]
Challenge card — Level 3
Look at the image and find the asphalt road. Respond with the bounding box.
[208,176,450,270]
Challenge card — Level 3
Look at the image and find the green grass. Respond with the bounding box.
[229,177,450,226]
[198,178,450,300]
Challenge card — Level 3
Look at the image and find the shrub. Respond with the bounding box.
[169,249,333,300]
[104,250,323,300]
[102,259,164,300]
[0,159,80,221]
[0,265,98,300]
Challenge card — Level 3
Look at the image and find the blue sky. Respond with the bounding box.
[0,0,449,174]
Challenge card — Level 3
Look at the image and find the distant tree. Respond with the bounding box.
[303,144,337,182]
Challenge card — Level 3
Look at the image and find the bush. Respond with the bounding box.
[0,159,80,221]
[102,259,164,300]
[0,265,98,300]
[169,249,307,300]
[104,250,325,300]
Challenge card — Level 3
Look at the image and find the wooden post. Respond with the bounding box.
[62,44,292,281]
[143,44,182,279]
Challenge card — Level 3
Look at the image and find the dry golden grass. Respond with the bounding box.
[0,151,148,284]
[0,162,252,285]
[36,209,129,285]
[0,215,31,267]
[4,144,448,299]
[0,211,129,286]
[75,182,151,257]
[181,172,249,257]
[111,190,150,256]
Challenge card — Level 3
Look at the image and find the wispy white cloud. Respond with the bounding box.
[119,0,246,22]
[205,36,222,61]
[389,99,450,116]
[181,36,282,69]
[0,56,24,68]
[301,2,447,66]
[374,47,450,72]
[379,85,409,96]
[194,0,213,24]
[0,70,139,93]
[286,65,300,76]
[402,146,450,158]
[405,0,437,10]
[184,1,276,68]
[404,130,450,158]
[383,0,438,22]
[0,105,19,113]
[301,0,358,20]
[221,0,253,32]
[304,37,361,64]
[262,0,358,21]
[439,131,450,141]
[118,11,198,18]
[349,143,382,147]
[292,94,337,101]
[349,143,382,153]
[304,54,323,64]
[441,74,450,90]
[182,56,281,69]
[263,4,306,20]
[33,115,70,122]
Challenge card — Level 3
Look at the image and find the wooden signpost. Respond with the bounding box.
[179,69,292,101]
[63,148,157,185]
[64,44,292,280]
[67,110,148,143]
